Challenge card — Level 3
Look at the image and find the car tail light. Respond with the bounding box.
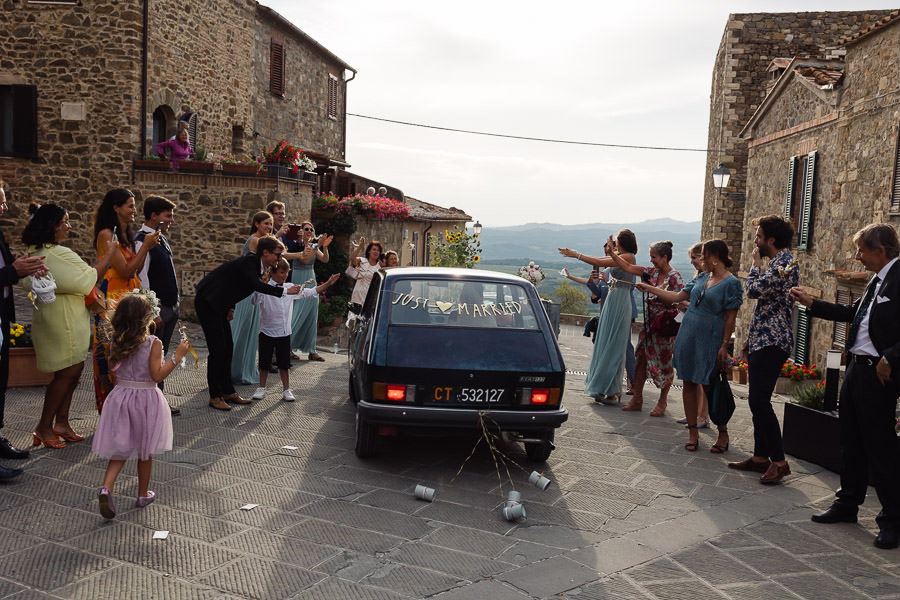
[373,382,415,403]
[530,389,549,404]
[520,387,561,406]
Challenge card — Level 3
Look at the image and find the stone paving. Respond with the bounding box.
[0,322,898,599]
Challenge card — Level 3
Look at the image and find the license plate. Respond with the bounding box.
[433,387,504,403]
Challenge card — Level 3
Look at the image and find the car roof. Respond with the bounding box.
[382,267,528,285]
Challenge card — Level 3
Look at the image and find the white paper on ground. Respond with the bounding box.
[153,530,169,540]
[240,504,259,511]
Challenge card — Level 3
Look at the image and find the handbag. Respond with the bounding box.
[704,369,736,427]
[85,286,107,314]
[649,311,680,337]
[344,265,359,280]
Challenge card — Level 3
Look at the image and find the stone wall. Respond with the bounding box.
[252,14,347,160]
[739,18,900,365]
[752,78,837,139]
[702,11,894,270]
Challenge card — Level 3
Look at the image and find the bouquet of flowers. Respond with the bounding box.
[518,261,545,286]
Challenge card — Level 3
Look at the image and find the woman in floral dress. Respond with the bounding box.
[607,240,684,416]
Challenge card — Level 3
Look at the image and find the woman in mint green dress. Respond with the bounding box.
[230,211,273,384]
[560,229,638,403]
[289,222,332,361]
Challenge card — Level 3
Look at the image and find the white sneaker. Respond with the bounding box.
[675,417,688,424]
[251,387,266,400]
[282,389,296,402]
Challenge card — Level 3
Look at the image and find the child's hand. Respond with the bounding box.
[175,338,190,362]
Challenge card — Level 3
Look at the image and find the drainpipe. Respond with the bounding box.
[341,68,356,163]
[140,0,149,158]
[421,222,433,267]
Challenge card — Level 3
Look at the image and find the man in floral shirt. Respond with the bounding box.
[729,215,798,484]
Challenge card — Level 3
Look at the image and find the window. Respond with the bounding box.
[327,74,339,119]
[270,39,285,96]
[783,151,817,250]
[831,288,857,349]
[791,305,811,365]
[0,85,38,159]
[412,231,419,266]
[891,124,900,212]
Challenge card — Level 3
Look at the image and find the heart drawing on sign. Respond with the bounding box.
[435,301,454,313]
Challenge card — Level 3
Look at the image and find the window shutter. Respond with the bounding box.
[0,85,39,159]
[892,124,900,212]
[797,151,816,250]
[180,111,198,149]
[327,74,339,119]
[792,305,811,365]
[832,289,852,348]
[784,156,797,219]
[270,39,285,96]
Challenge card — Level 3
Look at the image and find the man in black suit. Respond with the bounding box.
[791,223,900,550]
[195,235,302,410]
[0,181,46,479]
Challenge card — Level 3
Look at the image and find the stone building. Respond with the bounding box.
[721,10,900,366]
[701,10,893,269]
[2,0,471,311]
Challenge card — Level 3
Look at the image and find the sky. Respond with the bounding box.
[266,1,897,228]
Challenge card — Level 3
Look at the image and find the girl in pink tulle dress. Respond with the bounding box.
[92,294,189,519]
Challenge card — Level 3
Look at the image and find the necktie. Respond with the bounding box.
[846,275,880,347]
[160,234,172,255]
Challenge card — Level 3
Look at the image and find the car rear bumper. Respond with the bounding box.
[357,400,568,431]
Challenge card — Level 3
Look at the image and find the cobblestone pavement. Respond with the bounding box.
[0,319,898,599]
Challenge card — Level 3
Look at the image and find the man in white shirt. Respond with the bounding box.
[250,259,339,402]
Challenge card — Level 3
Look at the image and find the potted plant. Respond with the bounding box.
[726,357,748,384]
[782,381,841,472]
[177,145,215,173]
[260,139,308,179]
[220,154,263,176]
[7,322,52,387]
[133,153,171,171]
[775,360,821,395]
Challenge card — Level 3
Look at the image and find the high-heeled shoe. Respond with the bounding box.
[32,432,66,449]
[649,400,667,417]
[621,397,643,411]
[685,425,699,451]
[710,428,729,454]
[52,429,85,442]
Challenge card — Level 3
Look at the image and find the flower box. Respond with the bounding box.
[177,160,215,173]
[782,402,841,473]
[8,347,52,387]
[133,158,171,171]
[221,163,262,176]
[264,163,299,180]
[774,377,806,396]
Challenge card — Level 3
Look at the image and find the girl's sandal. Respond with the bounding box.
[685,425,699,452]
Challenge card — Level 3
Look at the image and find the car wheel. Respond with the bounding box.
[355,408,377,458]
[525,430,554,462]
[348,374,357,404]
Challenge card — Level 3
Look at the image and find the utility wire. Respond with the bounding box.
[348,113,719,153]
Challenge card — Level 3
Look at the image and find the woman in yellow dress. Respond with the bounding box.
[92,189,160,412]
[23,204,116,448]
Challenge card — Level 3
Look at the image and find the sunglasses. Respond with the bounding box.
[303,227,314,232]
[696,282,708,306]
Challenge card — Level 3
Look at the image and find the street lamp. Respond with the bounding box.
[712,163,731,191]
[472,221,483,236]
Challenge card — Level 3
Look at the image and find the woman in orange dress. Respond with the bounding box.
[92,189,160,412]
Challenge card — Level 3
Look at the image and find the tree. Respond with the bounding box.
[429,226,481,268]
[554,279,590,315]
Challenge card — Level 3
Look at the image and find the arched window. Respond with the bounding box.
[152,107,169,154]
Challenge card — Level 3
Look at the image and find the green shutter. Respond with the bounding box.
[793,306,811,365]
[797,151,817,250]
[784,156,797,219]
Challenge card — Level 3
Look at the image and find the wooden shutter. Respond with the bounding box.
[180,111,198,149]
[270,39,285,96]
[892,124,900,212]
[832,289,853,348]
[792,305,811,365]
[797,151,816,250]
[784,156,797,219]
[327,74,338,118]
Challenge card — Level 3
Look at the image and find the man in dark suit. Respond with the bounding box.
[0,181,46,479]
[791,223,900,550]
[195,235,302,411]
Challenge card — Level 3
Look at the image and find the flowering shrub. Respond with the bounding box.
[780,360,821,381]
[793,380,826,410]
[312,192,409,222]
[429,226,481,268]
[9,323,32,347]
[260,140,309,173]
[726,357,748,371]
[518,261,546,286]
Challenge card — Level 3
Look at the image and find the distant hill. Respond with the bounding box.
[476,219,702,275]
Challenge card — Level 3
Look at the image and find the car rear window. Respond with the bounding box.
[386,279,541,330]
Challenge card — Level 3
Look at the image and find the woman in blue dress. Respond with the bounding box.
[289,221,332,361]
[560,229,638,404]
[637,239,742,453]
[230,211,273,384]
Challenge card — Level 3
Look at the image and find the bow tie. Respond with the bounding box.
[273,283,283,287]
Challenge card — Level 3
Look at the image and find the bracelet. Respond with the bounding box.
[577,253,582,261]
[170,357,178,367]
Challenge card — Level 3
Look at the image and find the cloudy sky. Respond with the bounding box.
[266,1,895,228]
